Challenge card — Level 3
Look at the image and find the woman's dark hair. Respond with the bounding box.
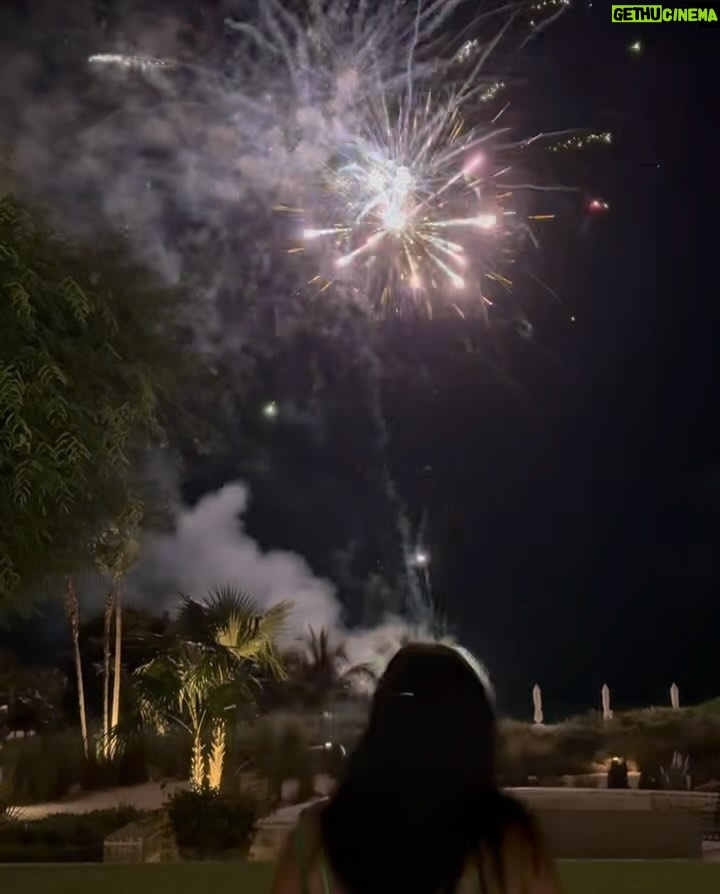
[320,643,534,894]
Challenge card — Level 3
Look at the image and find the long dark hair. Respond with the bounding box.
[320,643,534,894]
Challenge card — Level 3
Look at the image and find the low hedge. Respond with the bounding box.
[498,703,720,786]
[167,788,259,857]
[0,808,141,863]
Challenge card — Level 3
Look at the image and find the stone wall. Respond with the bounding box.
[104,815,178,863]
[248,788,715,862]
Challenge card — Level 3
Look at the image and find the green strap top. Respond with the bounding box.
[295,823,332,894]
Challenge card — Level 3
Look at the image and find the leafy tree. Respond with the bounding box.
[0,183,178,609]
[128,588,290,791]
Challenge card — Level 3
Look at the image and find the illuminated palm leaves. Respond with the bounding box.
[132,587,290,790]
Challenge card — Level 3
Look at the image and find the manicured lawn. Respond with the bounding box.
[1,860,720,894]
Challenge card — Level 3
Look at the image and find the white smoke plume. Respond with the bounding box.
[137,482,340,634]
[135,481,441,671]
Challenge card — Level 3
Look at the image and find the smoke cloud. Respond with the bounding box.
[134,480,440,669]
[137,482,340,634]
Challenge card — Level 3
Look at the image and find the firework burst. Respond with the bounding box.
[84,0,599,319]
[296,89,506,315]
[224,0,581,317]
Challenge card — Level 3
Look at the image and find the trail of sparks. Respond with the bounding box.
[88,53,176,71]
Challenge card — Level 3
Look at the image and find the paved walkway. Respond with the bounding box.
[15,780,189,820]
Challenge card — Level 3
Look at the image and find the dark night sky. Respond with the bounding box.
[419,6,720,717]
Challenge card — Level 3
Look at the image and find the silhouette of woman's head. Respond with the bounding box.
[356,642,498,794]
[321,643,503,894]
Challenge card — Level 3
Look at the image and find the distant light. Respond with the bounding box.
[570,315,576,322]
[412,550,430,568]
[588,198,609,213]
[629,40,642,54]
[262,401,278,419]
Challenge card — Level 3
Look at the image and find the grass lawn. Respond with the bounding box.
[1,861,720,894]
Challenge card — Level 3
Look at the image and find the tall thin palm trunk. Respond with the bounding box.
[64,577,89,759]
[109,575,123,757]
[102,588,114,759]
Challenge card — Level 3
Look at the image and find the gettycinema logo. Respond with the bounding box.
[612,5,718,21]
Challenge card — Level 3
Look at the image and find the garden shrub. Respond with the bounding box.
[167,788,259,855]
[497,701,720,788]
[2,732,85,804]
[498,719,602,784]
[0,807,141,862]
[0,731,154,804]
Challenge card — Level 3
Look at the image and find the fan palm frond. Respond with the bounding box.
[122,584,290,787]
[180,586,291,680]
[287,626,378,707]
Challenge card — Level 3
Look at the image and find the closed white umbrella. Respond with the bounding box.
[532,684,544,725]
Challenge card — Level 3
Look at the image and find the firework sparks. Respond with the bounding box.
[547,132,612,151]
[221,0,570,316]
[85,0,590,318]
[88,53,176,71]
[297,100,506,308]
[261,0,576,316]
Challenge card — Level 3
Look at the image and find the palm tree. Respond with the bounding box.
[288,626,377,711]
[101,587,113,758]
[109,536,140,754]
[93,513,141,759]
[63,577,89,759]
[129,587,290,791]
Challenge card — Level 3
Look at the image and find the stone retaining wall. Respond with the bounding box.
[104,816,178,864]
[248,788,715,862]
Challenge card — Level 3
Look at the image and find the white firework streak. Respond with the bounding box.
[89,53,177,71]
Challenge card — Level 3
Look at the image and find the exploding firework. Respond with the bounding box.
[222,0,586,317]
[84,1,604,320]
[294,92,506,316]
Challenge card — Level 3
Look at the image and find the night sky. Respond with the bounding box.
[2,2,718,720]
[425,6,719,717]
